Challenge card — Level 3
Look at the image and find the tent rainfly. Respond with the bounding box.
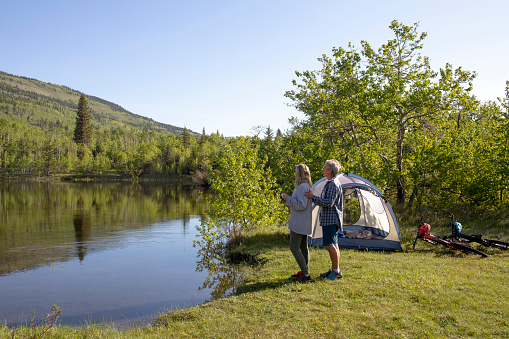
[309,173,402,251]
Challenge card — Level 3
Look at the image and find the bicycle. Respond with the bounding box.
[444,214,509,251]
[413,218,489,257]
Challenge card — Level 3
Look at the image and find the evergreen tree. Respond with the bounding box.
[265,126,273,141]
[182,126,190,148]
[199,127,206,145]
[73,95,92,145]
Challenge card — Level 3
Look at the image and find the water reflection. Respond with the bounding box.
[195,242,244,300]
[0,181,221,326]
[73,206,91,262]
[0,182,207,276]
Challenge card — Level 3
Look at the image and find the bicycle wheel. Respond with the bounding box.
[455,234,488,247]
[462,233,509,250]
[486,239,509,250]
[447,242,489,257]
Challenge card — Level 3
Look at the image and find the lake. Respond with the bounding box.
[0,181,231,326]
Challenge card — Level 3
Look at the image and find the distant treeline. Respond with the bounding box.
[0,119,220,181]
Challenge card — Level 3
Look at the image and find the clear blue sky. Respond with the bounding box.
[2,1,508,136]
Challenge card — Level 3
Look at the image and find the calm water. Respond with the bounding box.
[0,182,228,326]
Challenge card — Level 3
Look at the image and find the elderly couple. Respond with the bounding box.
[281,159,343,282]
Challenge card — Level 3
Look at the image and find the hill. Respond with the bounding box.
[0,71,195,136]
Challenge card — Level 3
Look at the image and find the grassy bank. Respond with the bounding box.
[2,214,509,338]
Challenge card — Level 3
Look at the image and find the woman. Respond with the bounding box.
[281,164,313,282]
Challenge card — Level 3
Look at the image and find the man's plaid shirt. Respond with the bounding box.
[312,176,343,229]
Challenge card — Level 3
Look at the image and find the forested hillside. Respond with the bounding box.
[0,71,191,135]
[0,71,217,181]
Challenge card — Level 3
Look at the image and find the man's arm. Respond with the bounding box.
[311,183,339,208]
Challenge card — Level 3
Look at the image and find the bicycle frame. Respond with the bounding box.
[445,215,509,250]
[413,219,488,257]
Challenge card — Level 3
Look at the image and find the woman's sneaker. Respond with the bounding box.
[291,271,302,278]
[326,270,343,281]
[295,274,311,282]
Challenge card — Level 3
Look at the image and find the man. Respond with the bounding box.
[304,159,343,280]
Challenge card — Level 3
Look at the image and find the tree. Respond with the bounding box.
[199,127,206,145]
[73,95,92,146]
[196,138,287,243]
[494,81,509,203]
[181,126,190,148]
[264,126,273,141]
[285,20,477,205]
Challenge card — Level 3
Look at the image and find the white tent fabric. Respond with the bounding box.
[309,173,402,250]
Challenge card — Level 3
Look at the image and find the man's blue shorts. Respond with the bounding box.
[322,224,339,246]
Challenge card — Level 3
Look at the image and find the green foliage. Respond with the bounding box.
[197,138,288,243]
[0,120,78,176]
[181,126,190,148]
[0,70,218,179]
[494,81,509,203]
[285,20,508,208]
[1,20,508,209]
[0,118,223,179]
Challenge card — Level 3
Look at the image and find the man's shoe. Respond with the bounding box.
[326,270,343,281]
[320,269,332,278]
[295,274,311,282]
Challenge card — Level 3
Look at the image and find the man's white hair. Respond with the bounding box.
[325,159,341,176]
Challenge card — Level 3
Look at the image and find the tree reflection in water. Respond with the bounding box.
[0,181,209,275]
[73,197,91,262]
[195,238,244,300]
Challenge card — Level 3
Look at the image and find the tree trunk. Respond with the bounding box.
[396,121,406,205]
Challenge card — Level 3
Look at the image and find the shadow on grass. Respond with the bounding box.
[235,276,314,296]
[231,229,330,295]
[411,246,489,258]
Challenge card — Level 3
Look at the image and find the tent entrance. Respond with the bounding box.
[343,187,389,238]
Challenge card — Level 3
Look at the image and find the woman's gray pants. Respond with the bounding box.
[290,230,309,275]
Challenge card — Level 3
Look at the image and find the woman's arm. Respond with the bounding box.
[286,183,310,211]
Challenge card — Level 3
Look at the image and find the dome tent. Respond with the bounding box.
[309,173,402,251]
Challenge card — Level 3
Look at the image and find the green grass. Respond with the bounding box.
[2,218,509,338]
